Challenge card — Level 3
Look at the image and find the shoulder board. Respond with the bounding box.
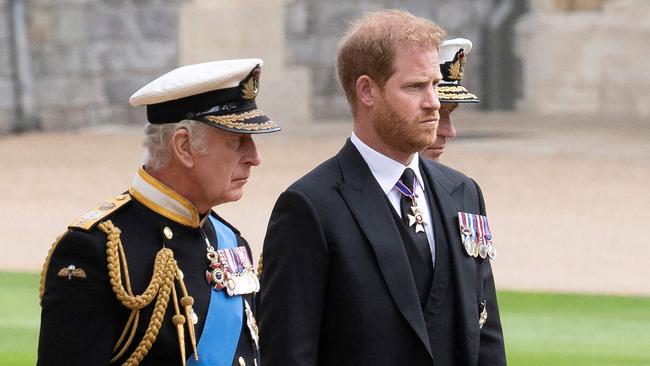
[69,194,132,231]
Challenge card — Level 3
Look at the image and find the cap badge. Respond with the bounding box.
[447,49,466,81]
[241,65,261,100]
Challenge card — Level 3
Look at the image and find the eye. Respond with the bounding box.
[407,82,427,90]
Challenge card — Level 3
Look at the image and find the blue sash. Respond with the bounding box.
[187,216,243,366]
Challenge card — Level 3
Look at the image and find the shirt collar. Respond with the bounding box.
[128,167,203,228]
[350,132,425,194]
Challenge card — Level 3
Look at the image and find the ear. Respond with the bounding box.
[355,75,378,108]
[170,128,194,168]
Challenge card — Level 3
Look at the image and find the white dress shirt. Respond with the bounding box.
[350,132,436,265]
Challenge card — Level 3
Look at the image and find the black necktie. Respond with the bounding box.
[399,168,433,268]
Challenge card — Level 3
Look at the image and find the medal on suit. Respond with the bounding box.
[478,215,497,260]
[395,179,427,233]
[461,228,473,256]
[458,212,496,260]
[204,236,260,295]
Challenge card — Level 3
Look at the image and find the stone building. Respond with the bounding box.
[517,0,650,118]
[1,0,182,133]
[1,0,647,133]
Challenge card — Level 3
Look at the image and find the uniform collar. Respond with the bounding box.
[350,132,425,195]
[128,167,204,228]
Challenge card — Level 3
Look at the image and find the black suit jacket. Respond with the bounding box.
[259,140,505,365]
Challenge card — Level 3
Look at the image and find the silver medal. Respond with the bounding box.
[478,242,488,259]
[463,235,473,256]
[461,228,473,256]
[487,242,497,260]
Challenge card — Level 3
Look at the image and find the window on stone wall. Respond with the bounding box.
[554,0,603,11]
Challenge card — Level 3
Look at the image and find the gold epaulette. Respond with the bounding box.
[69,194,132,231]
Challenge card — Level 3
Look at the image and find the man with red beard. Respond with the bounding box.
[422,38,481,161]
[258,9,505,366]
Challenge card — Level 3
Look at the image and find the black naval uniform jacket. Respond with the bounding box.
[38,180,258,365]
[259,140,506,366]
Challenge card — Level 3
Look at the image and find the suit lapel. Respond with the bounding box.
[336,141,432,358]
[421,159,480,358]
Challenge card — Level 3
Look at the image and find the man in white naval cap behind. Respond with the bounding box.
[422,38,481,161]
[37,58,278,366]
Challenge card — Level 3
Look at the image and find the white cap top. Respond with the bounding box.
[439,38,473,64]
[129,58,264,107]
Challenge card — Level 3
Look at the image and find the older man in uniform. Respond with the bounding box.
[421,38,481,161]
[259,10,505,366]
[37,59,278,366]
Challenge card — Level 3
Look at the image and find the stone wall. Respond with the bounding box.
[0,0,13,133]
[1,0,183,133]
[284,0,497,120]
[516,0,650,118]
[179,0,312,130]
[1,0,529,131]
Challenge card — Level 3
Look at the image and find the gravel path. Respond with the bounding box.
[2,111,648,295]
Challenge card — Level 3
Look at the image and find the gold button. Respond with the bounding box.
[163,226,173,240]
[116,194,126,201]
[238,356,246,366]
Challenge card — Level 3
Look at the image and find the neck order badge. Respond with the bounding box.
[395,169,427,233]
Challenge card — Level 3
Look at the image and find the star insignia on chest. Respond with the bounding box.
[407,205,427,233]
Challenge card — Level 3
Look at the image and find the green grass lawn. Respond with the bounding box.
[0,272,40,366]
[499,291,650,366]
[1,271,649,365]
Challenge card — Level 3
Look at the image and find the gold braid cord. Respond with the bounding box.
[99,220,196,366]
[39,234,64,300]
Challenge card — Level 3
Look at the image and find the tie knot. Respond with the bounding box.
[400,168,416,191]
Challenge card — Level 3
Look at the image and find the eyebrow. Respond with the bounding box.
[404,74,443,85]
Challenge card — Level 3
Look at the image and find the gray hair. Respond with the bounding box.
[142,120,211,170]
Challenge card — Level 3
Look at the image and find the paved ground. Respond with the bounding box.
[1,111,648,295]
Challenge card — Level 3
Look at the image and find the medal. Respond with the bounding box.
[395,178,427,233]
[205,239,229,290]
[478,243,488,259]
[461,228,473,256]
[458,212,496,260]
[407,205,426,233]
[481,218,497,260]
[476,215,488,259]
[223,247,260,296]
[487,242,497,260]
[479,215,496,260]
[204,233,260,295]
[459,213,473,257]
[470,214,479,257]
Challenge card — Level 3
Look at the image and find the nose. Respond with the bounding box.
[242,135,262,166]
[422,85,441,112]
[438,107,456,139]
